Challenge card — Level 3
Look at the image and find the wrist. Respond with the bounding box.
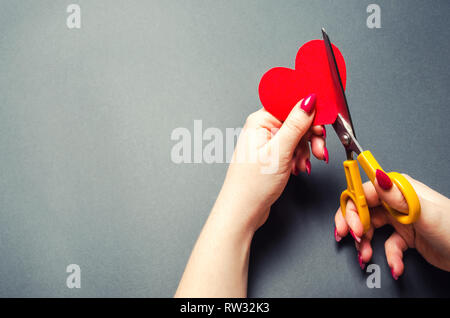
[211,187,268,237]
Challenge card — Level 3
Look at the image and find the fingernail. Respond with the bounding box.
[305,158,311,175]
[322,126,327,138]
[376,169,393,190]
[358,252,366,270]
[390,267,398,280]
[334,227,342,242]
[299,93,316,114]
[323,146,329,164]
[349,229,361,243]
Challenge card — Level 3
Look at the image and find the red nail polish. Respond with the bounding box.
[390,267,398,280]
[299,93,316,114]
[358,252,365,270]
[322,126,327,138]
[349,229,361,243]
[305,158,311,175]
[376,169,393,190]
[334,227,342,242]
[323,147,329,164]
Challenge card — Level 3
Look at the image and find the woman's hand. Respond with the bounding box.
[217,93,328,233]
[176,94,328,297]
[334,173,450,279]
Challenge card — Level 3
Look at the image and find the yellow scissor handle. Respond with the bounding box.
[357,150,421,225]
[340,160,371,233]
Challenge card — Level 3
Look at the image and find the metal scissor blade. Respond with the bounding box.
[321,28,356,138]
[333,114,363,158]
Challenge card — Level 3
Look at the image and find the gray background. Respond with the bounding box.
[0,0,449,297]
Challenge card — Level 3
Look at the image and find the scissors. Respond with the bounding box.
[321,28,421,234]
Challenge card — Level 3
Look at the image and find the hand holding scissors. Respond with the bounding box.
[322,29,421,234]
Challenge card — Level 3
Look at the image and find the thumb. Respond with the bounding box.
[373,170,409,212]
[272,93,316,158]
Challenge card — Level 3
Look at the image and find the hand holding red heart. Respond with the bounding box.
[216,94,327,232]
[176,95,328,297]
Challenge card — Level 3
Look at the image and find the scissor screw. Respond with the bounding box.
[341,133,351,146]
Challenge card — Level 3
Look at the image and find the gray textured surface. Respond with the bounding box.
[0,0,449,297]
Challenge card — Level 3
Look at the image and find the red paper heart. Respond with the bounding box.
[258,39,346,126]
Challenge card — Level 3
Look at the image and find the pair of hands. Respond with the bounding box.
[221,95,450,277]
